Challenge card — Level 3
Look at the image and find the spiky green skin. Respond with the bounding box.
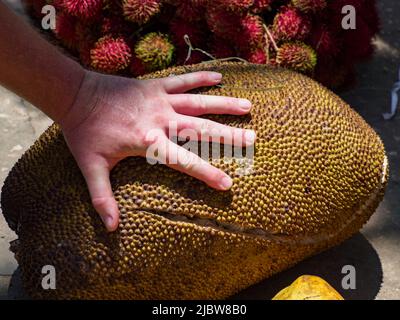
[277,42,317,74]
[135,33,175,72]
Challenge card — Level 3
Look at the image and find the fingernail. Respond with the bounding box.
[220,176,233,190]
[245,130,256,145]
[102,214,114,230]
[210,72,222,82]
[239,99,252,111]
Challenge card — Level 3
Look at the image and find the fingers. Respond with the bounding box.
[80,159,119,232]
[176,115,256,147]
[151,135,233,190]
[161,71,222,94]
[168,94,252,116]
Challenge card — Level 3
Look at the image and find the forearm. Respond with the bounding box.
[0,1,86,123]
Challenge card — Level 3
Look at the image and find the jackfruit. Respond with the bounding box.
[1,62,388,299]
[272,275,344,300]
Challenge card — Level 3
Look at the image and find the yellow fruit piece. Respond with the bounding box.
[272,275,344,300]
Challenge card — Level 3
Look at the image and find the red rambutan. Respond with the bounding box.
[342,16,374,60]
[103,0,124,15]
[90,36,132,73]
[78,41,93,67]
[309,24,341,57]
[291,0,327,14]
[215,0,253,12]
[169,18,206,48]
[327,0,378,35]
[276,42,317,73]
[243,47,267,64]
[101,16,132,36]
[130,55,147,77]
[314,58,356,89]
[175,0,205,22]
[272,7,311,41]
[209,37,236,59]
[61,0,103,20]
[251,0,273,13]
[359,0,380,35]
[73,21,96,66]
[53,12,77,49]
[123,0,161,25]
[327,0,376,60]
[206,7,242,40]
[236,14,265,48]
[176,49,205,65]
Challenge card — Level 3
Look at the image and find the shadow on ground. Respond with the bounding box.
[231,233,382,300]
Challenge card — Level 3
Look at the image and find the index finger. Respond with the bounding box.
[161,71,222,94]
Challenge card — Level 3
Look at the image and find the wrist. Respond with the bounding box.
[58,69,100,131]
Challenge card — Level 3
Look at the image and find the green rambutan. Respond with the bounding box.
[90,36,132,73]
[276,42,317,73]
[135,33,175,72]
[123,0,161,25]
[272,7,311,41]
[291,0,327,13]
[61,0,103,20]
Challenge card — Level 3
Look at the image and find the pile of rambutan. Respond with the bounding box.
[24,0,379,89]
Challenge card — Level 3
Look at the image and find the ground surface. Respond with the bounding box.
[0,0,399,300]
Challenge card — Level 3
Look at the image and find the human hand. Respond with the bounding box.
[60,70,255,231]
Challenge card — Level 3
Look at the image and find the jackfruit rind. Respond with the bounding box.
[1,62,388,299]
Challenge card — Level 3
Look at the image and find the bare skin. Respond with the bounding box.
[0,2,255,231]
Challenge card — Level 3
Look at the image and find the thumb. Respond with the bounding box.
[80,158,120,232]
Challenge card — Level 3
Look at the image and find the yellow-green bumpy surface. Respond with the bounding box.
[1,62,388,299]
